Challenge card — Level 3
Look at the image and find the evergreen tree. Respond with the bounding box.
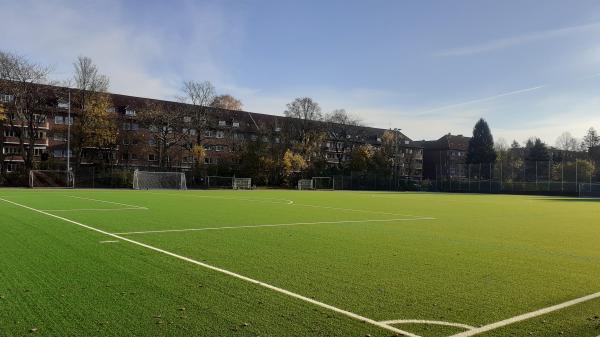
[525,137,550,161]
[466,118,497,164]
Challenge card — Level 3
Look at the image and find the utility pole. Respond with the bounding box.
[67,90,71,181]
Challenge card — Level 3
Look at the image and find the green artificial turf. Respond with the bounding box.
[0,189,598,337]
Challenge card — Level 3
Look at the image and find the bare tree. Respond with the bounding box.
[324,109,361,170]
[283,97,325,160]
[0,51,52,173]
[177,80,215,146]
[555,132,579,151]
[138,102,188,169]
[71,56,113,168]
[73,56,109,93]
[210,94,243,110]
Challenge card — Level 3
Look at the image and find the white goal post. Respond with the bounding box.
[233,178,252,190]
[29,170,75,188]
[133,170,187,190]
[297,179,314,190]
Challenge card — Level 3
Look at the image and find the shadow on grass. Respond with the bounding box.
[541,198,600,202]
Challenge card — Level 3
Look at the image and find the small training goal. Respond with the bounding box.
[298,177,334,190]
[29,170,75,188]
[233,178,252,190]
[133,170,187,190]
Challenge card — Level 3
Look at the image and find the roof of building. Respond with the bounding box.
[416,133,470,151]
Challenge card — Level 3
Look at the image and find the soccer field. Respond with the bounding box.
[0,189,599,337]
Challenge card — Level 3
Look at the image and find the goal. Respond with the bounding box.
[29,170,75,188]
[206,176,234,189]
[579,183,600,198]
[233,178,252,190]
[297,179,313,190]
[133,170,187,190]
[312,176,334,190]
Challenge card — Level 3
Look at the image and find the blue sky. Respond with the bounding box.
[2,0,600,144]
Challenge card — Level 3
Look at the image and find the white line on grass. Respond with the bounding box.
[113,217,437,235]
[448,291,600,337]
[379,319,475,330]
[99,240,119,243]
[0,197,420,337]
[40,208,148,212]
[65,195,148,210]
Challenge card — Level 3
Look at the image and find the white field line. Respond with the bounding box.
[380,319,475,330]
[39,208,147,212]
[0,197,420,337]
[448,291,600,337]
[113,217,437,235]
[148,192,295,205]
[99,240,119,243]
[65,195,148,210]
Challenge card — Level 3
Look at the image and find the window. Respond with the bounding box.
[218,120,227,126]
[216,130,225,139]
[275,127,281,132]
[148,139,156,146]
[131,123,139,131]
[57,101,70,109]
[214,145,224,152]
[0,94,14,103]
[123,122,139,131]
[204,130,214,138]
[404,140,410,145]
[131,153,138,160]
[65,117,73,125]
[148,154,157,161]
[204,157,218,165]
[250,134,257,141]
[189,129,197,136]
[53,133,66,141]
[183,116,192,123]
[125,108,136,116]
[232,122,240,128]
[123,139,130,145]
[106,107,116,113]
[55,116,64,124]
[274,137,280,144]
[4,129,17,137]
[262,136,268,142]
[34,114,47,124]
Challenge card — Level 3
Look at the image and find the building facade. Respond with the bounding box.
[0,82,423,184]
[416,134,470,180]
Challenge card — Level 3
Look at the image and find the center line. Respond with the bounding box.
[113,217,437,235]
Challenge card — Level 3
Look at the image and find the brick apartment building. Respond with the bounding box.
[0,82,423,183]
[415,134,470,180]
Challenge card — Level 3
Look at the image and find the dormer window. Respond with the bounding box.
[232,122,240,128]
[218,120,227,126]
[57,101,70,109]
[125,108,136,116]
[183,116,192,123]
[0,94,14,103]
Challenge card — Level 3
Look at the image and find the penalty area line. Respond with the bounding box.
[65,195,148,210]
[113,217,437,235]
[448,291,600,337]
[0,197,421,337]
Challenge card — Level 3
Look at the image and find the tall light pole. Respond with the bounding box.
[67,89,71,176]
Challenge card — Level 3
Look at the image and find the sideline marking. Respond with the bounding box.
[0,197,420,337]
[40,208,147,212]
[100,240,119,243]
[448,291,600,337]
[113,217,437,235]
[380,319,475,330]
[65,195,148,210]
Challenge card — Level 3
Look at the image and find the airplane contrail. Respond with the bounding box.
[415,85,547,116]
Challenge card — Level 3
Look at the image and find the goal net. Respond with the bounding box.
[29,170,75,188]
[133,170,187,190]
[579,183,600,198]
[297,179,313,190]
[312,176,334,190]
[207,176,234,189]
[233,178,252,190]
